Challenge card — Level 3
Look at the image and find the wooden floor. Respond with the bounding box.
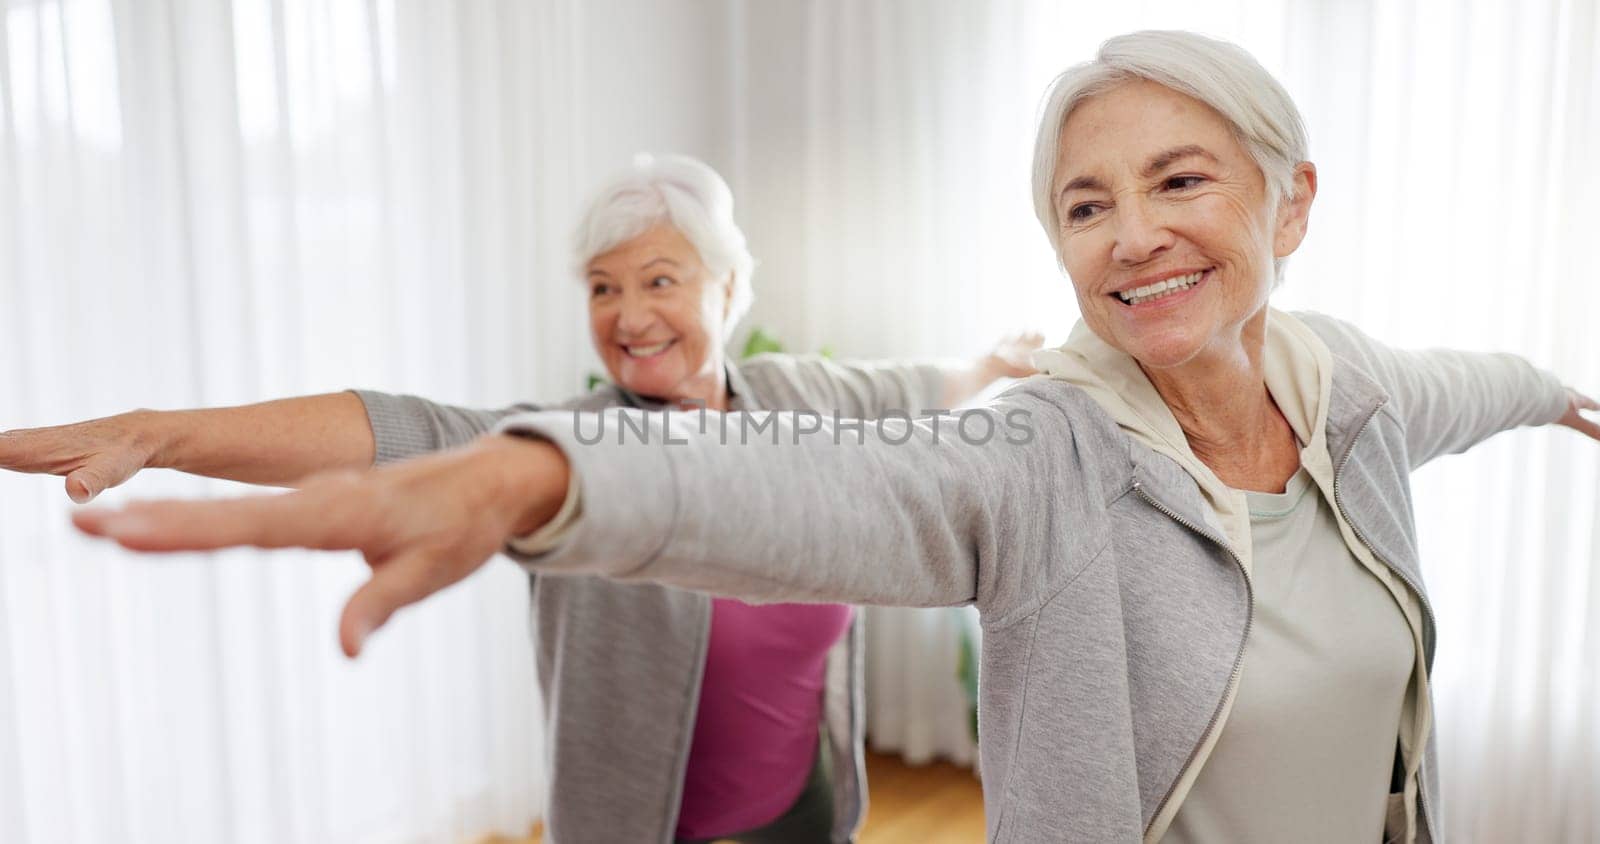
[857,751,986,842]
[479,750,986,843]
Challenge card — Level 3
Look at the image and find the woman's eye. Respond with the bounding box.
[1165,175,1205,190]
[590,282,612,297]
[649,275,676,288]
[1067,204,1101,222]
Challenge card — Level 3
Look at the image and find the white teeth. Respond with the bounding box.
[626,340,672,357]
[1117,271,1205,305]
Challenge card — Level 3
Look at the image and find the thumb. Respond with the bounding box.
[338,550,447,658]
[64,450,147,503]
[65,467,110,504]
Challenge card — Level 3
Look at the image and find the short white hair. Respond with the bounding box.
[573,153,755,339]
[1031,31,1309,280]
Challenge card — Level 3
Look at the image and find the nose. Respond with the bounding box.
[1109,195,1174,266]
[615,291,656,337]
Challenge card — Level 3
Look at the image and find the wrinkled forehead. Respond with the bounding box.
[585,223,702,275]
[1052,80,1249,195]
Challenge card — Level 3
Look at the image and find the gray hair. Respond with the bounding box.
[1031,31,1309,279]
[573,153,755,338]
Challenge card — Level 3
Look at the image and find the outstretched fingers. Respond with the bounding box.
[1563,389,1600,442]
[72,485,364,553]
[0,426,69,474]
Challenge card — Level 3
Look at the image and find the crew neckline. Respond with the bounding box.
[1243,467,1314,519]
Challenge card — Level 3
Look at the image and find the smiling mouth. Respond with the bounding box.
[623,339,675,358]
[1111,269,1210,307]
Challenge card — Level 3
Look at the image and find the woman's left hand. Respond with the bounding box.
[984,331,1046,379]
[72,435,571,657]
[1556,387,1600,441]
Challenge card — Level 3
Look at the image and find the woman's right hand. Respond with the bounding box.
[1557,387,1600,442]
[0,411,167,503]
[72,433,572,657]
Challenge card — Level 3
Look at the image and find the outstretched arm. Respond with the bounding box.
[748,331,1044,419]
[1301,313,1590,467]
[72,385,1093,657]
[0,393,375,501]
[0,390,543,502]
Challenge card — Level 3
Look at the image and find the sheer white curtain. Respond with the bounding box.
[0,1,736,842]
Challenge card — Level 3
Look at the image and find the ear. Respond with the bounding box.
[1273,162,1317,258]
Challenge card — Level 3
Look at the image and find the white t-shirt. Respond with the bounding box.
[1163,468,1414,843]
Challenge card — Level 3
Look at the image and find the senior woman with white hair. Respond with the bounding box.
[54,31,1600,844]
[0,154,1040,843]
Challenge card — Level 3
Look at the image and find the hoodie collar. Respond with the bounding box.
[1032,308,1335,568]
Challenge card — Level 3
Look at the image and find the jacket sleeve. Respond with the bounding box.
[493,385,1093,615]
[1300,313,1569,469]
[351,390,542,465]
[743,354,948,417]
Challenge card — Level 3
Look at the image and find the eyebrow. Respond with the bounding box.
[1059,174,1106,196]
[587,256,681,279]
[1142,144,1217,177]
[1056,144,1220,202]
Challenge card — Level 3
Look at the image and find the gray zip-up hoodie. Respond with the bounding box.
[494,311,1568,843]
[355,355,944,844]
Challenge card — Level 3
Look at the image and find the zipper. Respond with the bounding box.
[1330,397,1439,841]
[1132,479,1255,837]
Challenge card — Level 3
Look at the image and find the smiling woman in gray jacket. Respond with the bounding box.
[63,31,1600,844]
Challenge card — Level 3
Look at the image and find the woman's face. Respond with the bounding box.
[1051,80,1314,371]
[586,223,731,402]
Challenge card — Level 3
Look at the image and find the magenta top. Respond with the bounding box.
[673,597,855,840]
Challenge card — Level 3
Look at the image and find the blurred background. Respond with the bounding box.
[1,0,1598,841]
